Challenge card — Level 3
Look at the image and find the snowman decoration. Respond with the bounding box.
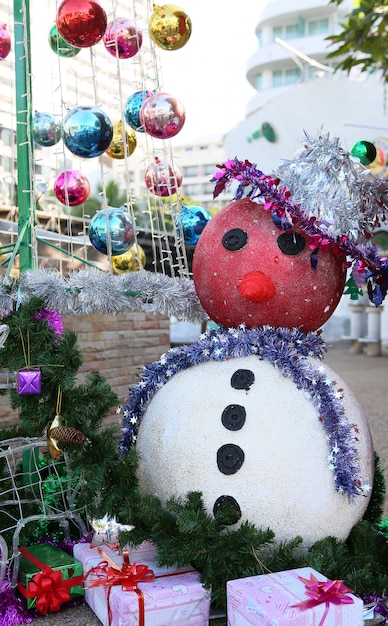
[120,132,388,547]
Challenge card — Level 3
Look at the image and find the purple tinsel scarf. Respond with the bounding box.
[119,325,364,500]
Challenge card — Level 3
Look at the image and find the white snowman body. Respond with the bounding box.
[136,354,374,546]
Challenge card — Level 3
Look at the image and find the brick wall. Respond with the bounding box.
[0,311,170,430]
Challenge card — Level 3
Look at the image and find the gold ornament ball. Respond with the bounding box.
[150,4,192,51]
[106,121,137,159]
[112,244,146,273]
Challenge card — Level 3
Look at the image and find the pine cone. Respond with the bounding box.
[49,425,86,445]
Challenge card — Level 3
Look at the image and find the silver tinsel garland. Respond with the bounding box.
[0,268,207,322]
[275,130,388,242]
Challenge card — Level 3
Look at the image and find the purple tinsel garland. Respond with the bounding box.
[33,307,63,338]
[119,325,364,500]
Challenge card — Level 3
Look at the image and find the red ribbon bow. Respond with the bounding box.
[293,573,354,626]
[17,547,83,614]
[85,547,155,626]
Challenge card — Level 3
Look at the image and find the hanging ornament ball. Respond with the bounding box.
[0,24,11,60]
[149,4,192,51]
[106,121,137,159]
[88,207,135,256]
[48,24,81,57]
[140,92,185,139]
[103,17,143,59]
[54,170,90,206]
[62,105,113,158]
[32,112,62,147]
[56,0,107,49]
[112,243,146,273]
[123,91,152,133]
[351,140,377,166]
[145,157,182,196]
[177,204,211,245]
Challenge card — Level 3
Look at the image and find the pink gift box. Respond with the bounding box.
[73,542,211,626]
[17,369,41,395]
[227,567,364,626]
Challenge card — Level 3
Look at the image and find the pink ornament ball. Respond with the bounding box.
[56,0,107,49]
[140,92,185,139]
[54,170,90,206]
[103,17,142,59]
[145,157,182,196]
[0,24,11,60]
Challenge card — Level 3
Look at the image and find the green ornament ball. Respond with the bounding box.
[351,140,377,166]
[48,24,81,58]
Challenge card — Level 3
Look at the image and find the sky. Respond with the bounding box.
[159,1,260,143]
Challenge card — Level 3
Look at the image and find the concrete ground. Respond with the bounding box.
[22,341,388,626]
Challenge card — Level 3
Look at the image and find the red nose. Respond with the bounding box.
[238,271,276,303]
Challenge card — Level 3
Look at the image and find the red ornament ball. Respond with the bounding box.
[192,197,347,332]
[103,17,142,59]
[56,0,107,49]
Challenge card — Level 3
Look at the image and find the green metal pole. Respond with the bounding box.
[13,0,35,273]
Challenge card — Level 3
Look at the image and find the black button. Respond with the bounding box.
[222,228,247,251]
[217,444,245,475]
[213,495,242,524]
[231,369,255,390]
[277,232,306,256]
[221,405,246,431]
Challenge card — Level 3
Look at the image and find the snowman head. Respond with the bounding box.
[193,131,388,325]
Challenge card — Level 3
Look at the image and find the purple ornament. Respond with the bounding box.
[0,24,11,60]
[140,92,185,139]
[103,17,142,59]
[54,170,90,206]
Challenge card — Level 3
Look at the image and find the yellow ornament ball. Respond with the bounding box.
[112,244,146,273]
[150,4,192,51]
[106,121,137,159]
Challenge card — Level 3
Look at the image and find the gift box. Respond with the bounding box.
[17,368,41,394]
[74,542,211,626]
[227,566,364,626]
[17,544,84,613]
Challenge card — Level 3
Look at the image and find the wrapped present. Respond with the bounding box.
[17,368,41,394]
[17,544,84,613]
[74,542,211,626]
[227,566,364,626]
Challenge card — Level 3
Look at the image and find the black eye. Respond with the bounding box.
[277,232,306,256]
[222,228,247,251]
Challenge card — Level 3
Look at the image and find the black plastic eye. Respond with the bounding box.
[277,232,306,256]
[213,495,242,524]
[217,444,245,475]
[221,405,246,431]
[231,369,255,391]
[222,228,247,251]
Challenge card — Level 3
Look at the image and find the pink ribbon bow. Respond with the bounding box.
[293,573,354,626]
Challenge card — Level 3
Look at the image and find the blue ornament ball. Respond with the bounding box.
[33,111,62,147]
[177,204,212,245]
[62,106,113,158]
[123,91,151,132]
[88,207,135,256]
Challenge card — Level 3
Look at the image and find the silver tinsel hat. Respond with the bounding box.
[212,130,388,306]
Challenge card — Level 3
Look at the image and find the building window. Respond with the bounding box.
[203,183,215,194]
[182,166,199,177]
[272,69,283,87]
[285,68,301,84]
[272,68,301,87]
[204,164,216,175]
[256,29,262,47]
[255,73,262,90]
[285,23,299,39]
[307,18,329,35]
[272,25,282,41]
[184,184,200,195]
